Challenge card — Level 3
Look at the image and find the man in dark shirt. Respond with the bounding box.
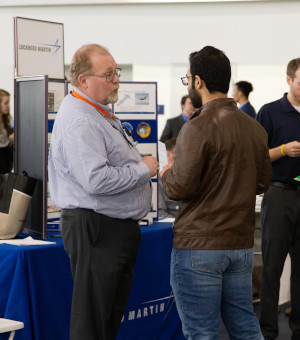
[256,58,300,340]
[160,95,194,142]
[233,81,256,118]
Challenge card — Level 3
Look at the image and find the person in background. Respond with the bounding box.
[161,46,271,340]
[158,137,178,218]
[0,90,14,174]
[160,95,195,142]
[233,81,256,118]
[48,43,158,340]
[256,58,300,340]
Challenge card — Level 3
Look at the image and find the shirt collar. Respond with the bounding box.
[73,87,113,114]
[239,101,249,109]
[181,112,189,122]
[280,93,300,114]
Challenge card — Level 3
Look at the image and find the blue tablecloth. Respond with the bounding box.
[0,222,184,340]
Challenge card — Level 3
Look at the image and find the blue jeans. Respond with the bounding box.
[170,248,263,340]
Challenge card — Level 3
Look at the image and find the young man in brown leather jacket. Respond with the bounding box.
[161,46,271,340]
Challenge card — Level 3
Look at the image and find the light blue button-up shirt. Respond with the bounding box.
[48,88,152,220]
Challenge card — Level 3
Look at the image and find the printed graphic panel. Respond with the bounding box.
[113,82,157,120]
[15,17,64,79]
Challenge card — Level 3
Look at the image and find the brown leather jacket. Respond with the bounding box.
[162,98,271,250]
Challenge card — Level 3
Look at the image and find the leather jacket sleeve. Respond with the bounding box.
[162,122,206,201]
[256,133,272,194]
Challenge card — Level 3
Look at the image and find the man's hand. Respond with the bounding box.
[142,156,159,177]
[160,163,172,177]
[283,141,300,157]
[270,141,300,162]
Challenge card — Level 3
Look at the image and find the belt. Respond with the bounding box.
[62,208,139,223]
[271,181,300,192]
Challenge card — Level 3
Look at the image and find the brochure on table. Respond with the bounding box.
[158,141,168,172]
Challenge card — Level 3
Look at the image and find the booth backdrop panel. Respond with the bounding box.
[0,222,184,340]
[14,76,47,239]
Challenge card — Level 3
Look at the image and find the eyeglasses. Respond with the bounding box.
[84,68,122,82]
[181,75,192,86]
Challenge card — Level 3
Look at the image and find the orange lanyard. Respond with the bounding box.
[72,90,116,121]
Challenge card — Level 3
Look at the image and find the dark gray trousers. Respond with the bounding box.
[259,185,300,340]
[60,208,141,340]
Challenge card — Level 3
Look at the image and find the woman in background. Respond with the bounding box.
[0,89,14,174]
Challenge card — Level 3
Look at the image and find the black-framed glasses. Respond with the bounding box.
[181,75,192,86]
[84,68,122,82]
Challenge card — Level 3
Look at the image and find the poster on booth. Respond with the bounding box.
[14,17,64,79]
[113,82,158,223]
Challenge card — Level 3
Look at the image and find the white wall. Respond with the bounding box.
[0,1,298,136]
[2,1,298,66]
[232,64,289,113]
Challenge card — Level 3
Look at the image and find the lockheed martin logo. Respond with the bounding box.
[121,293,174,322]
[38,39,61,55]
[19,38,62,56]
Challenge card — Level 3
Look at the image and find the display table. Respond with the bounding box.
[0,235,73,340]
[0,222,184,340]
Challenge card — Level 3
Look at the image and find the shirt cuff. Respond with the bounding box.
[137,161,152,183]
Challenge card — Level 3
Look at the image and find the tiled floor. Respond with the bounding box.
[219,302,292,339]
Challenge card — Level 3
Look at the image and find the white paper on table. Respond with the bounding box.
[157,217,175,223]
[158,141,168,172]
[0,236,55,246]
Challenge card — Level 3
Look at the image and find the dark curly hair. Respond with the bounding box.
[189,46,231,94]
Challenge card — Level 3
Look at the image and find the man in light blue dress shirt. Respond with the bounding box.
[48,43,158,340]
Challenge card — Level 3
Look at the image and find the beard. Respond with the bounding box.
[188,86,202,109]
[106,91,119,105]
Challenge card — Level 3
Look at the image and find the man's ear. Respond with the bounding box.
[78,74,88,88]
[194,75,202,90]
[286,75,291,86]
